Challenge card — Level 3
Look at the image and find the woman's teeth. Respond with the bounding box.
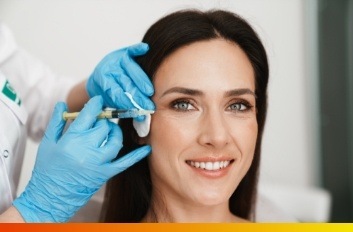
[188,160,231,171]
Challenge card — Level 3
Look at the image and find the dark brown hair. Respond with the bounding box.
[101,9,269,222]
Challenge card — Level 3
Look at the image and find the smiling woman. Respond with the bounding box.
[100,9,269,222]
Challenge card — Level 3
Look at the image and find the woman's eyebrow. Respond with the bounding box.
[160,87,203,98]
[224,88,256,98]
[160,87,256,99]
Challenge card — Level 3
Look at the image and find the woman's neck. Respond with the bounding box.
[142,192,248,223]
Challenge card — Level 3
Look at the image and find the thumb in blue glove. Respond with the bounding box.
[86,42,155,121]
[13,96,151,222]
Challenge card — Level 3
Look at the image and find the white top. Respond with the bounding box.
[0,23,78,213]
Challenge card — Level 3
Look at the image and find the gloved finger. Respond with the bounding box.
[87,119,113,148]
[91,74,134,109]
[106,145,151,176]
[120,51,154,96]
[98,122,123,164]
[67,96,103,132]
[134,115,145,122]
[115,73,155,110]
[43,102,68,143]
[126,42,149,57]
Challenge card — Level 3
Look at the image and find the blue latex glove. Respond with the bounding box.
[13,96,151,222]
[86,42,155,121]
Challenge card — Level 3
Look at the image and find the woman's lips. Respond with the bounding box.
[186,160,232,170]
[185,159,235,178]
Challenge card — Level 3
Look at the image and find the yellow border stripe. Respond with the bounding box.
[1,223,353,232]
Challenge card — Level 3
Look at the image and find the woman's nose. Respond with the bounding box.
[197,111,232,149]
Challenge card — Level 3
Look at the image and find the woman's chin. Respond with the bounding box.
[190,191,229,207]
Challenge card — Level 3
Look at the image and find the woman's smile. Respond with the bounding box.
[186,158,235,178]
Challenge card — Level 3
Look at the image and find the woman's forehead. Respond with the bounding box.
[153,39,255,93]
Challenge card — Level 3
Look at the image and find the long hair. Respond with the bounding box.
[101,9,269,222]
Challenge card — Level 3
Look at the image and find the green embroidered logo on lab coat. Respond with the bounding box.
[2,80,21,106]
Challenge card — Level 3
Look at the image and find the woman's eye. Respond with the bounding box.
[228,102,249,111]
[171,100,195,111]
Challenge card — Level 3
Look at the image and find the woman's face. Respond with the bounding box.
[146,39,257,208]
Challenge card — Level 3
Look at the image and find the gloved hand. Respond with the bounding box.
[13,96,151,222]
[86,42,155,121]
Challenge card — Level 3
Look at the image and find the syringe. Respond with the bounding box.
[63,109,154,121]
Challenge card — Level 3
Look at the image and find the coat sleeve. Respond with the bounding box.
[0,23,81,141]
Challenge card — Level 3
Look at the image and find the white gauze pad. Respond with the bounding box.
[124,92,151,137]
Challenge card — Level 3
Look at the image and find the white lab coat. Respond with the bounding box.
[0,23,78,213]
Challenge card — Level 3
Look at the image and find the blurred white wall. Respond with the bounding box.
[0,0,320,195]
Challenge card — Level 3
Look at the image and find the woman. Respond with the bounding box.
[101,9,269,222]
